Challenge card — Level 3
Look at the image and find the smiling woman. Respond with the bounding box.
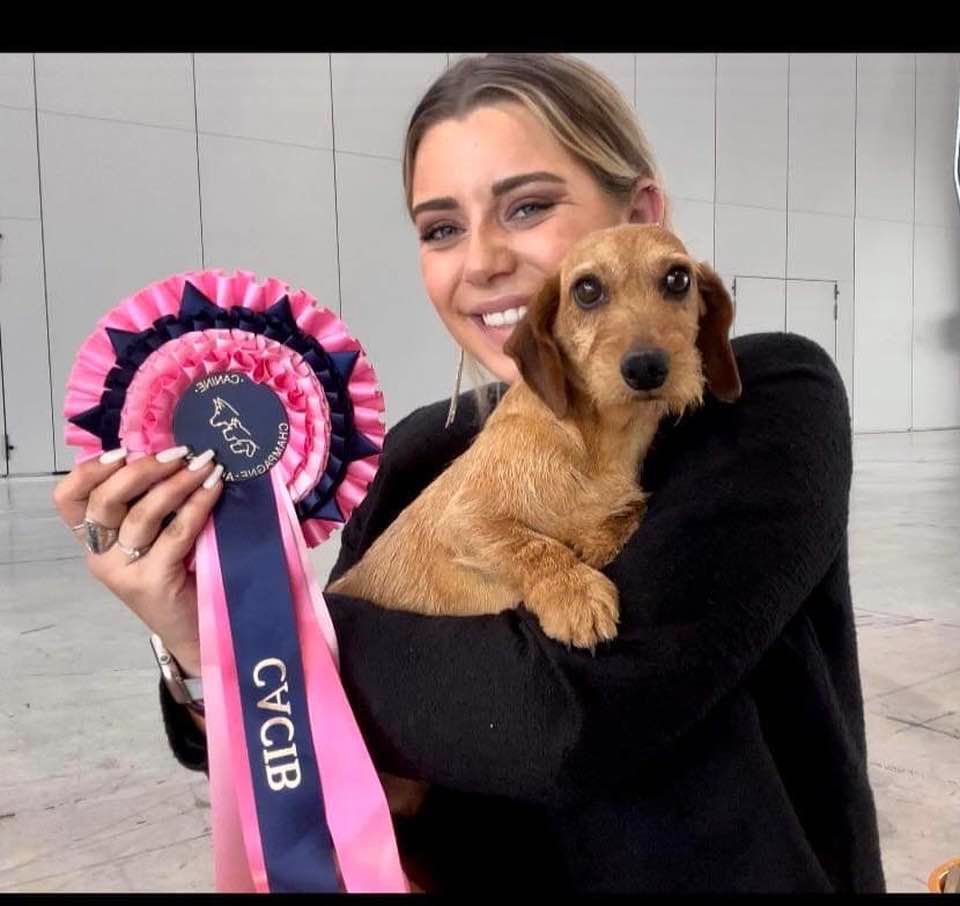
[402,55,671,416]
[61,52,885,894]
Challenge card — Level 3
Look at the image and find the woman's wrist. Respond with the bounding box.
[152,634,204,715]
[165,638,202,679]
[159,640,207,733]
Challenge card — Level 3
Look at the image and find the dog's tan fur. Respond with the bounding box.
[327,224,740,644]
[325,225,740,880]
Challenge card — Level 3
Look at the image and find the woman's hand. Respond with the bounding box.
[53,446,224,675]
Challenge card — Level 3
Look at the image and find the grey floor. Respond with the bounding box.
[1,429,958,893]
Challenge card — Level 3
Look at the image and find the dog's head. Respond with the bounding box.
[503,224,741,419]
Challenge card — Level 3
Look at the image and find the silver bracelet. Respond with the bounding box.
[150,634,204,714]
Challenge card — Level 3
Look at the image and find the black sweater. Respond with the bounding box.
[160,331,886,893]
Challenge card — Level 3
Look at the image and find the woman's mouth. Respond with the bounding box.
[478,305,528,328]
[470,304,529,348]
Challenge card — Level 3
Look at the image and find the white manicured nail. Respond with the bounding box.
[99,446,127,465]
[187,449,216,472]
[156,445,190,463]
[202,464,224,490]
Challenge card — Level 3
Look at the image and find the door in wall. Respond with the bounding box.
[786,279,838,361]
[731,276,785,338]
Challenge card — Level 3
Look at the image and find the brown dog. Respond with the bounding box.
[325,225,741,881]
[327,223,740,640]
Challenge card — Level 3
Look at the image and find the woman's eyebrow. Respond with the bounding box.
[411,171,566,220]
[491,171,566,196]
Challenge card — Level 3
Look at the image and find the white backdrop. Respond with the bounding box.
[0,53,958,476]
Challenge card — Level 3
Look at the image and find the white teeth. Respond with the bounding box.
[481,305,527,328]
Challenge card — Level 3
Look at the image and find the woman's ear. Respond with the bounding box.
[694,262,742,403]
[625,178,665,226]
[503,273,571,418]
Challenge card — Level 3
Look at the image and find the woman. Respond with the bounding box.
[53,54,885,893]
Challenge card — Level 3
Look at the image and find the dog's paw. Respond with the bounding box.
[528,564,620,650]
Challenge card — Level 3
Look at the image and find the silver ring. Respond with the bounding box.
[116,539,151,565]
[81,518,119,555]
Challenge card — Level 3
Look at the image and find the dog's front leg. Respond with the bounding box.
[573,491,647,569]
[458,514,620,649]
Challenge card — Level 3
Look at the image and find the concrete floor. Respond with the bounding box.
[0,429,958,893]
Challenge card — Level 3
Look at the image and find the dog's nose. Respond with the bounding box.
[621,348,669,391]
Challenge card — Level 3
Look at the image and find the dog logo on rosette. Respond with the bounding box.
[209,397,260,459]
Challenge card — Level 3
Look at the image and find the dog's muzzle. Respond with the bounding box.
[621,348,669,391]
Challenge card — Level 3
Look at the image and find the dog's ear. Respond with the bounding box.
[695,262,742,403]
[503,273,571,418]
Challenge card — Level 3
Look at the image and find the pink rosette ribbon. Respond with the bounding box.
[63,270,408,894]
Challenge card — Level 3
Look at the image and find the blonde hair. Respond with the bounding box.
[402,53,672,425]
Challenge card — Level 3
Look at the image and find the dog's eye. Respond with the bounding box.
[664,267,691,297]
[572,276,605,309]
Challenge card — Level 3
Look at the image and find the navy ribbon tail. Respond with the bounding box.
[212,474,339,893]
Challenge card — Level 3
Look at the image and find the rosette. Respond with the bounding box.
[64,270,407,894]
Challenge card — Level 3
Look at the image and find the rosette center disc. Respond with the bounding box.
[173,373,289,483]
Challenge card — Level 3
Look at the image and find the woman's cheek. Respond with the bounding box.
[421,254,455,317]
[521,221,580,276]
[424,271,471,347]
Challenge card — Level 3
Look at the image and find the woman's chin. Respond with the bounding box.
[462,317,519,385]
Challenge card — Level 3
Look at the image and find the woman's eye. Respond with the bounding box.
[509,200,553,221]
[572,275,606,308]
[421,223,460,243]
[664,267,691,296]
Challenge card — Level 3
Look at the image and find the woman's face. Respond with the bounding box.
[410,101,664,384]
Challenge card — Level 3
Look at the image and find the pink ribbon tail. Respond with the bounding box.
[273,469,410,893]
[196,520,269,893]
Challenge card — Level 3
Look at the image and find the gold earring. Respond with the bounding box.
[444,345,465,429]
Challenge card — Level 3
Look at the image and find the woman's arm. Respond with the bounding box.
[553,333,854,795]
[325,332,852,805]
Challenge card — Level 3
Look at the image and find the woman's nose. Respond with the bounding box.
[463,223,515,285]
